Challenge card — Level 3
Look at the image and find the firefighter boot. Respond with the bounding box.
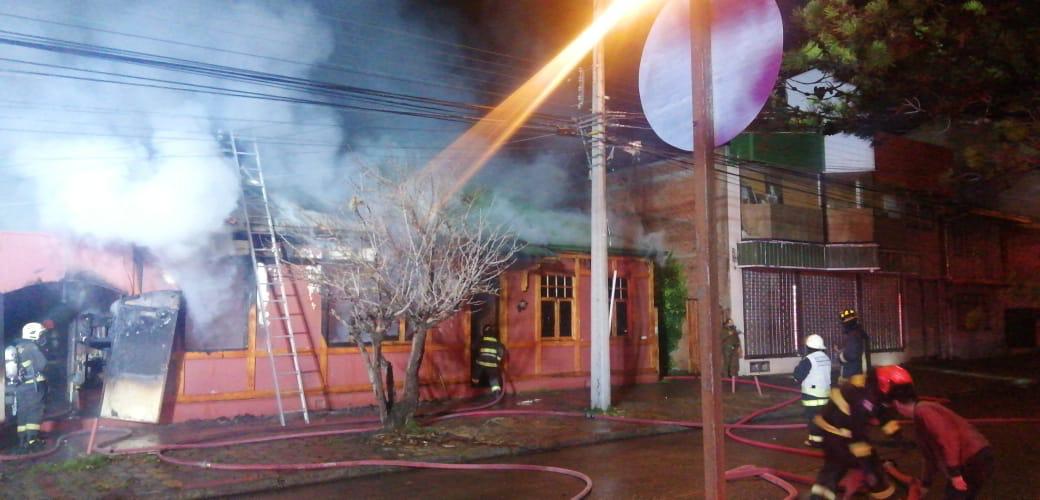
[22,431,42,452]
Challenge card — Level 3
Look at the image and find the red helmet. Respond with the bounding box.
[875,365,913,395]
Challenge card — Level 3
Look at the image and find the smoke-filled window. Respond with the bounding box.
[540,274,574,339]
[182,257,251,352]
[324,299,406,346]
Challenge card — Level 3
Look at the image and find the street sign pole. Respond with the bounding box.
[690,0,725,497]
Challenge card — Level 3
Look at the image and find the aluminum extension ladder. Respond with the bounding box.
[225,132,310,426]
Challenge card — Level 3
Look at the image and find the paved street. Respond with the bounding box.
[243,355,1040,498]
[247,355,1040,499]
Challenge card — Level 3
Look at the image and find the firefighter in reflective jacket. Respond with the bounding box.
[837,309,871,384]
[472,325,504,393]
[809,369,902,500]
[793,334,831,448]
[6,322,49,451]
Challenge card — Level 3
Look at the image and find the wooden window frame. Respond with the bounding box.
[539,274,575,340]
[324,296,410,346]
[610,277,630,337]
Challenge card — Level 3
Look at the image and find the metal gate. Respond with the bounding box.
[798,272,858,353]
[860,274,903,351]
[902,278,923,356]
[921,280,942,357]
[742,269,798,358]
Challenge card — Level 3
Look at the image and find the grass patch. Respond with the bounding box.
[584,406,625,417]
[34,454,112,474]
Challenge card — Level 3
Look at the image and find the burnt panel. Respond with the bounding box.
[100,291,181,423]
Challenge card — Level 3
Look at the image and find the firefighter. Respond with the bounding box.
[793,334,830,448]
[7,322,49,451]
[471,325,504,394]
[808,367,902,500]
[880,370,993,499]
[720,317,742,378]
[837,308,871,385]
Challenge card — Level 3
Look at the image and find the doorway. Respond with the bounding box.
[1005,308,1038,349]
[469,293,499,384]
[2,280,121,421]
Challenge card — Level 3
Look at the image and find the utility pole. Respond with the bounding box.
[589,0,611,411]
[690,0,725,498]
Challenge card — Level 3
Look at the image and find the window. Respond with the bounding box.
[183,256,251,352]
[764,178,784,204]
[740,184,759,204]
[610,277,629,336]
[540,274,574,339]
[325,298,406,346]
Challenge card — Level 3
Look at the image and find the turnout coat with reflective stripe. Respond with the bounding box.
[474,337,504,368]
[13,340,46,385]
[812,376,900,458]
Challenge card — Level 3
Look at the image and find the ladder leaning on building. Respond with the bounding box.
[223,131,321,426]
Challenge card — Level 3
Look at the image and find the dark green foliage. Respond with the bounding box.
[655,255,688,374]
[779,0,1040,195]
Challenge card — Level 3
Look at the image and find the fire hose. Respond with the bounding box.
[4,377,1040,499]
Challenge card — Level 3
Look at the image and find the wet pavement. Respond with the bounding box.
[245,354,1040,499]
[1,353,1038,499]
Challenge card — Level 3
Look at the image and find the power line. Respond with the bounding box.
[0,30,574,128]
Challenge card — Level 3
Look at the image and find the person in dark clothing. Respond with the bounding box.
[793,334,831,448]
[837,308,871,384]
[471,325,505,393]
[885,379,994,499]
[7,322,49,451]
[809,367,903,500]
[720,318,742,378]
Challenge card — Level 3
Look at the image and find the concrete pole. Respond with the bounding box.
[589,0,611,411]
[690,0,725,497]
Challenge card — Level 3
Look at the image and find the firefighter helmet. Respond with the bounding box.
[21,322,45,341]
[805,334,826,350]
[875,365,913,396]
[839,308,858,323]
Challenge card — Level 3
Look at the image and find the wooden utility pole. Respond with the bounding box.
[690,0,725,497]
[589,0,611,411]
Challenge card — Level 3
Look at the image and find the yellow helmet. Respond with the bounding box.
[839,309,858,323]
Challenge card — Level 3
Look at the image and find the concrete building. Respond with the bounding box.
[610,132,1040,376]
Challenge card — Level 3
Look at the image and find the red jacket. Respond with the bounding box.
[913,401,990,485]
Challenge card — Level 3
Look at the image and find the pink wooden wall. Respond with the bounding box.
[171,253,659,422]
[0,233,659,422]
[0,232,169,294]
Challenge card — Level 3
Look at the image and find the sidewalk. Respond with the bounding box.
[0,376,794,499]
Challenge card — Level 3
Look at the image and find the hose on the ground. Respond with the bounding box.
[5,374,1040,499]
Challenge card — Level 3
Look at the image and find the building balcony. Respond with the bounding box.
[741,203,824,242]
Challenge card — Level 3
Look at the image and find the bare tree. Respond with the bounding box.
[296,169,521,429]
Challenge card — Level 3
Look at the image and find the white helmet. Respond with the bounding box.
[22,322,45,341]
[805,334,825,350]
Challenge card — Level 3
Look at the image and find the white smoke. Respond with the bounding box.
[0,0,336,346]
[0,0,661,348]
